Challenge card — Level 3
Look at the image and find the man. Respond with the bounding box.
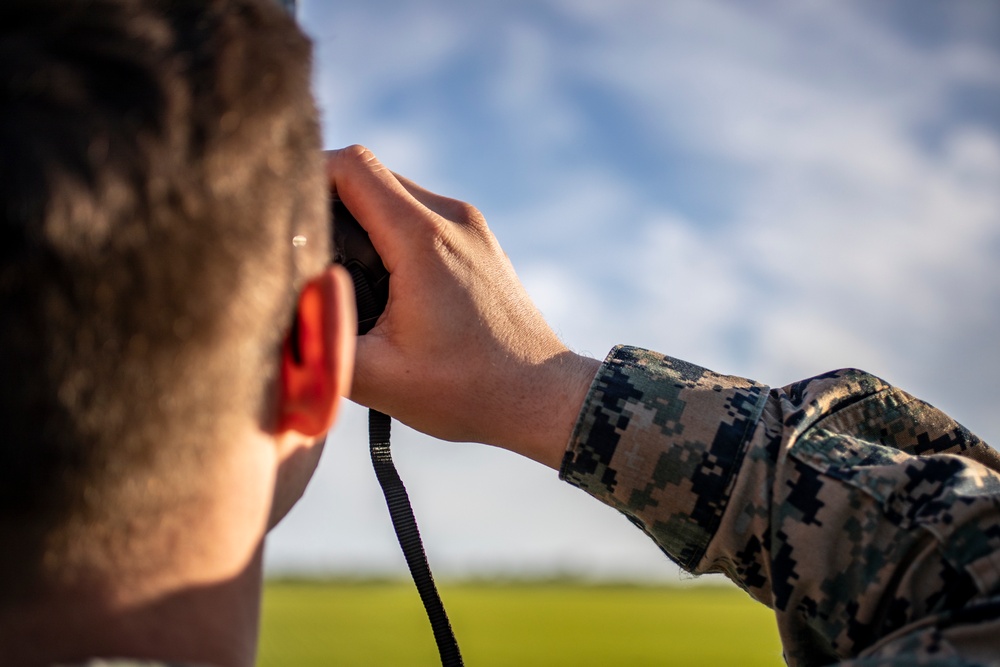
[0,1,355,664]
[4,2,1000,667]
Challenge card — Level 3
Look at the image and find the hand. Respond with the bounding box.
[326,146,601,469]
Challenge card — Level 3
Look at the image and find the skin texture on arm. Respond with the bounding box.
[326,145,601,469]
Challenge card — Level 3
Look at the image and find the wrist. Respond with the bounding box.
[495,352,602,470]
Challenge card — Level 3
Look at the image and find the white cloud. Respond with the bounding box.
[271,0,1000,579]
[536,0,1000,392]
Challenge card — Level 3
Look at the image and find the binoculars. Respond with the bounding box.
[331,199,389,335]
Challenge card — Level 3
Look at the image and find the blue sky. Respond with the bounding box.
[265,0,1000,580]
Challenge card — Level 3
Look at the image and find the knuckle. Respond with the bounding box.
[455,201,487,229]
[340,143,374,163]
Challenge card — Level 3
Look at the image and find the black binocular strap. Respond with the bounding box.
[369,409,465,667]
[340,211,461,665]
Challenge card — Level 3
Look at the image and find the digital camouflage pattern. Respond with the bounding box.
[561,345,1000,666]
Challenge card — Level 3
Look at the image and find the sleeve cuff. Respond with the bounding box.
[559,345,769,570]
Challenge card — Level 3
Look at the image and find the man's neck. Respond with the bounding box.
[0,545,265,667]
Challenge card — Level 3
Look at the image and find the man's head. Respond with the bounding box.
[0,0,344,600]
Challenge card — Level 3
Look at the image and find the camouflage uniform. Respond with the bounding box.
[561,346,1000,666]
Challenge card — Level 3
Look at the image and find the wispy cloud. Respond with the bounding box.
[271,0,1000,579]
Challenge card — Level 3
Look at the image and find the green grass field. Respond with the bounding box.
[258,580,783,666]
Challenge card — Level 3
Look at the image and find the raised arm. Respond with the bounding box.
[327,146,1000,666]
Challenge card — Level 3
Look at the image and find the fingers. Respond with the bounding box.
[325,146,438,258]
[391,172,482,225]
[326,146,484,238]
[325,145,407,215]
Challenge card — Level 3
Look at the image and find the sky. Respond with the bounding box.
[265,0,1000,582]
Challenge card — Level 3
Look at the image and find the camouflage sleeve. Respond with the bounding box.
[560,345,1000,666]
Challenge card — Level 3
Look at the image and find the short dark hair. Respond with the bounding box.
[0,0,326,590]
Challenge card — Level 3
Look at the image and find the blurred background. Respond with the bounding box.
[265,0,1000,583]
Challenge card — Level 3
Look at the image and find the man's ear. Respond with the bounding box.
[277,265,356,438]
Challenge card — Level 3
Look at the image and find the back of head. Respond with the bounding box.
[0,0,326,596]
